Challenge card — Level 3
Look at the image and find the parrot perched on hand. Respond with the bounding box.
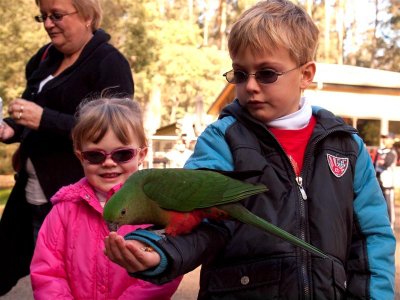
[103,168,328,259]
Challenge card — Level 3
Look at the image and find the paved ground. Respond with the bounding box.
[0,264,200,300]
[0,209,398,299]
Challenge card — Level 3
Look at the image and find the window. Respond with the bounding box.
[356,119,380,146]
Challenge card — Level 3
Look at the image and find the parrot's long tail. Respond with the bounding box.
[220,203,329,259]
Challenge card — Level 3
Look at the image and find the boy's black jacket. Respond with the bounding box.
[136,100,373,299]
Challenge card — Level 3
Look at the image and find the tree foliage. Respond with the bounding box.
[0,0,47,101]
[0,0,399,124]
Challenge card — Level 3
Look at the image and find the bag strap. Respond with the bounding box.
[40,44,52,62]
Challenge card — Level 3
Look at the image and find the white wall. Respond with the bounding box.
[305,90,400,121]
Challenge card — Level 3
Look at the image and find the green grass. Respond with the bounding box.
[0,188,11,206]
[0,188,12,218]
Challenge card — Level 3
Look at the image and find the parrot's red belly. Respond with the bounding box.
[165,208,229,235]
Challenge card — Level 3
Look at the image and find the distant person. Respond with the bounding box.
[104,0,395,299]
[374,133,398,228]
[30,98,181,299]
[0,0,134,295]
[166,134,194,168]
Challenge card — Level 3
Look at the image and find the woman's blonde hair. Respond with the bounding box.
[72,98,147,151]
[228,0,319,66]
[35,0,102,31]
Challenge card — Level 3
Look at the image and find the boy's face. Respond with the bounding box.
[231,46,315,123]
[76,129,147,194]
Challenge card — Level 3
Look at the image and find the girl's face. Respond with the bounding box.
[76,129,147,194]
[38,0,93,56]
[232,46,315,123]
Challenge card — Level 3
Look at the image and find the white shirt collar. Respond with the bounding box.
[266,97,312,130]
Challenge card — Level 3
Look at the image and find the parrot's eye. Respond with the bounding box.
[121,208,127,216]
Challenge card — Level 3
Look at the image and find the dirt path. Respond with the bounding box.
[0,266,200,300]
[0,174,201,300]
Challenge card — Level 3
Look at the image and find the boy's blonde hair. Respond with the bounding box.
[228,0,319,66]
[72,98,147,151]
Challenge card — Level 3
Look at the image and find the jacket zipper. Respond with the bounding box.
[293,168,310,299]
[268,135,312,299]
[297,174,310,299]
[297,131,331,299]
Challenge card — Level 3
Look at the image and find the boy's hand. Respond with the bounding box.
[104,232,160,273]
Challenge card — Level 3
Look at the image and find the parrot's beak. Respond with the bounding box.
[107,222,119,232]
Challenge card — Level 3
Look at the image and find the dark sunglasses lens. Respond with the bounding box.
[83,151,106,164]
[233,71,248,83]
[257,70,278,83]
[51,13,63,21]
[111,149,136,163]
[35,15,44,22]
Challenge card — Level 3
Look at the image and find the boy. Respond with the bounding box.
[105,0,395,298]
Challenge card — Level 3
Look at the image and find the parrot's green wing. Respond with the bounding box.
[220,203,329,259]
[140,168,267,211]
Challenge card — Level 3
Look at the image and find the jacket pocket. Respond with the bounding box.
[332,259,347,299]
[202,259,281,299]
[313,257,347,299]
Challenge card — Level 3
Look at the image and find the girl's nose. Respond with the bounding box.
[101,156,117,167]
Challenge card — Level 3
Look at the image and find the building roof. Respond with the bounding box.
[314,63,400,89]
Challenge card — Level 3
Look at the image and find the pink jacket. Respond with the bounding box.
[30,178,181,300]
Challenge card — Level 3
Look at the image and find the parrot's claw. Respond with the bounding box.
[107,222,119,232]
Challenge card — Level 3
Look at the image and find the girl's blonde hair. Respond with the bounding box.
[228,0,319,66]
[72,98,147,151]
[35,0,102,31]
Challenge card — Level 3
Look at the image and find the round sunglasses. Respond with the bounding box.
[223,66,300,84]
[80,148,141,165]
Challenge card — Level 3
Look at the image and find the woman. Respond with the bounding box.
[0,0,134,295]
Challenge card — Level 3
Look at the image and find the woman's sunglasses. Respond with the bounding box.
[223,66,300,84]
[80,148,141,164]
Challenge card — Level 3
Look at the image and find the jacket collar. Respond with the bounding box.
[220,99,357,138]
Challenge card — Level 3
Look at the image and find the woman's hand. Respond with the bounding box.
[104,232,161,273]
[0,122,15,141]
[8,98,43,130]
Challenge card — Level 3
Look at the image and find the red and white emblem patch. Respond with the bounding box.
[326,154,349,178]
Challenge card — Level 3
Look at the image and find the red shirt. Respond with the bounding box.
[269,116,316,176]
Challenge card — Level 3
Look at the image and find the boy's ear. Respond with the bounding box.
[300,61,316,89]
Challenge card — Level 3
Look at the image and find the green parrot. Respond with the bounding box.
[103,168,328,259]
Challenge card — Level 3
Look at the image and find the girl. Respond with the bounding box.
[30,98,181,299]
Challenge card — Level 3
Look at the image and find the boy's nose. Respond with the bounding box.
[245,75,261,91]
